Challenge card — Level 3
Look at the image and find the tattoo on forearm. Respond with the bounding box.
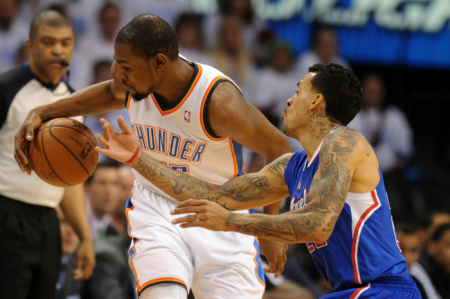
[224,128,360,243]
[133,152,288,210]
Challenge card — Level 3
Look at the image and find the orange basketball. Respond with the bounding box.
[29,118,98,187]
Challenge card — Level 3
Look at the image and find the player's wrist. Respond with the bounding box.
[126,146,141,167]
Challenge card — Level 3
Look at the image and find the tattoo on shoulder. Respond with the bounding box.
[266,154,292,176]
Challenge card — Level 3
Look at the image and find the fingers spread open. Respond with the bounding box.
[96,133,109,148]
[118,116,134,134]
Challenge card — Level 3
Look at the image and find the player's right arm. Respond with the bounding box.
[15,62,126,174]
[95,117,292,210]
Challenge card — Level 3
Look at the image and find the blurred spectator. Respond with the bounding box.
[397,222,423,270]
[133,0,191,27]
[82,181,136,299]
[295,26,349,78]
[349,73,414,173]
[55,207,83,299]
[204,0,266,53]
[85,161,121,243]
[70,2,121,90]
[175,13,213,65]
[0,0,28,71]
[211,15,258,103]
[418,211,450,246]
[83,60,131,160]
[415,223,450,298]
[397,222,441,299]
[110,165,135,235]
[254,41,304,152]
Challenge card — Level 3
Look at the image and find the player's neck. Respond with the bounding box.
[153,58,195,105]
[298,117,340,160]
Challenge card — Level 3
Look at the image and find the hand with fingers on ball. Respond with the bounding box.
[170,199,231,231]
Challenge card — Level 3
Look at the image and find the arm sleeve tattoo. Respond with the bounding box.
[223,128,361,243]
[132,153,292,210]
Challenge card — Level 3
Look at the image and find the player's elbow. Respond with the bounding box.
[310,232,331,244]
[265,135,291,160]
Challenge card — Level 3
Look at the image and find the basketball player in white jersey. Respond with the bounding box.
[15,14,291,299]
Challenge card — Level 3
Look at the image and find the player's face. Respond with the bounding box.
[113,43,157,101]
[397,232,422,270]
[282,73,317,138]
[27,25,74,84]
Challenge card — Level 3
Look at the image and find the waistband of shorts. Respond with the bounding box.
[0,193,55,214]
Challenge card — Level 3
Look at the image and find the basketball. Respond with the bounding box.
[29,118,99,187]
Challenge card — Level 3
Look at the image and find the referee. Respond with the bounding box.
[0,11,95,299]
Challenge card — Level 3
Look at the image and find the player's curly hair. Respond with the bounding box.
[309,63,363,125]
[116,14,179,61]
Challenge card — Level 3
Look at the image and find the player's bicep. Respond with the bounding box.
[208,82,289,156]
[308,128,360,217]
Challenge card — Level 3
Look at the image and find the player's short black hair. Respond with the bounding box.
[85,160,120,184]
[29,10,73,40]
[115,14,178,61]
[308,63,362,125]
[431,223,450,242]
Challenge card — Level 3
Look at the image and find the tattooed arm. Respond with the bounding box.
[173,128,367,243]
[94,116,291,210]
[132,150,292,211]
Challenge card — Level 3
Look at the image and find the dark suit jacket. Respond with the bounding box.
[82,235,136,299]
[57,254,84,299]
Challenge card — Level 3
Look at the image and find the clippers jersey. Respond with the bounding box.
[126,59,245,198]
[284,127,413,292]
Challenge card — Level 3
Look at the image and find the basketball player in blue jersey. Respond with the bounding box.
[93,63,422,298]
[15,14,291,299]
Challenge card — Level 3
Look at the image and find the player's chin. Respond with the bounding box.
[132,91,149,101]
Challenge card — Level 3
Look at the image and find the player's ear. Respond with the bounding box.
[153,54,167,71]
[309,93,324,111]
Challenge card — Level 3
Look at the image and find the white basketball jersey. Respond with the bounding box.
[126,59,245,199]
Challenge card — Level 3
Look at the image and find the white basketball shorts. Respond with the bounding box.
[125,181,265,299]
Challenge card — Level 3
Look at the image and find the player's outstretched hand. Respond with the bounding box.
[259,238,288,279]
[95,116,140,163]
[73,237,95,280]
[171,200,229,231]
[14,108,43,175]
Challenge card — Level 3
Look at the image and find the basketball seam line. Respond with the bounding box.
[39,125,96,145]
[41,124,73,186]
[49,121,91,177]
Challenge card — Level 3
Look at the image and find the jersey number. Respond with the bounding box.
[160,162,190,173]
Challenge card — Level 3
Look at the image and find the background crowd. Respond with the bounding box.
[1,0,449,298]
